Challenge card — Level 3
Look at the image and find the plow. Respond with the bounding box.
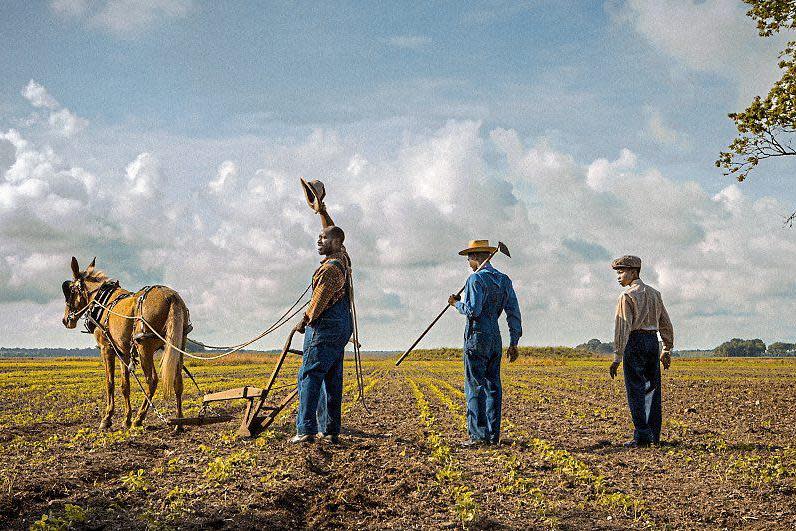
[169,328,303,437]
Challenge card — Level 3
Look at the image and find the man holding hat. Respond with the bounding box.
[448,240,522,446]
[609,255,674,448]
[291,178,353,444]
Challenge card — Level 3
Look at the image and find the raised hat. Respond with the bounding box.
[300,178,326,212]
[459,239,497,256]
[611,255,642,270]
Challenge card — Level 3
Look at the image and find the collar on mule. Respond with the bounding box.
[73,280,119,333]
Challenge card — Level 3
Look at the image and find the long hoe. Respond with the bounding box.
[395,241,510,366]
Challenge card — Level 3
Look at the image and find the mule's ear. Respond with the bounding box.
[71,257,80,279]
[87,257,96,272]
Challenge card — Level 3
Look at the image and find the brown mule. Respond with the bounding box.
[62,257,190,431]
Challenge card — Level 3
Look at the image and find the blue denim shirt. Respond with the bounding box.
[454,262,522,346]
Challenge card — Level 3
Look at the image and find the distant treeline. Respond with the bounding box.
[410,346,596,361]
[0,347,99,358]
[0,346,399,359]
[576,338,796,357]
[3,339,795,359]
[713,338,796,357]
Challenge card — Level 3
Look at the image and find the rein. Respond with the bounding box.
[66,280,119,327]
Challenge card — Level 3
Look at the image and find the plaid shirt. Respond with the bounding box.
[305,251,350,323]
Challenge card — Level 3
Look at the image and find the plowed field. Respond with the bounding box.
[1,355,795,529]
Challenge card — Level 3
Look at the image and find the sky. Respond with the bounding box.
[1,0,795,350]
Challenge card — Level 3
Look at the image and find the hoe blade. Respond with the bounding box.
[497,241,511,258]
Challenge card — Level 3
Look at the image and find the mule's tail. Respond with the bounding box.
[159,298,186,397]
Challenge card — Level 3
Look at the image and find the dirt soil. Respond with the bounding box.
[0,356,795,529]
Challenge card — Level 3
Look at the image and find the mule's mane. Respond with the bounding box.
[83,268,110,284]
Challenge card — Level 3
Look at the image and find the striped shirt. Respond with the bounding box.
[305,251,350,323]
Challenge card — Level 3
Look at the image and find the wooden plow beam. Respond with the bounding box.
[170,328,302,437]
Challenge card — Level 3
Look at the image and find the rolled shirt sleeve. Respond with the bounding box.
[658,300,674,352]
[455,274,484,319]
[503,278,522,347]
[613,293,635,363]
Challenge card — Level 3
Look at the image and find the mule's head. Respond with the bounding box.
[62,256,96,329]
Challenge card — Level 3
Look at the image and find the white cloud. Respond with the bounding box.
[586,148,637,192]
[208,160,238,194]
[51,0,193,37]
[383,35,432,50]
[21,80,59,110]
[20,81,88,138]
[616,0,789,100]
[642,107,689,150]
[2,111,796,350]
[346,153,367,176]
[125,152,161,196]
[48,108,89,137]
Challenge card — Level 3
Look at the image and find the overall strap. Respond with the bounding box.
[325,258,350,292]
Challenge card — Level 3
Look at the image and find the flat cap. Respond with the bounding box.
[611,255,641,269]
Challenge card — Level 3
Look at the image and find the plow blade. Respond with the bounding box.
[239,388,298,437]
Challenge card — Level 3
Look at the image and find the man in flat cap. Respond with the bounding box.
[609,255,674,448]
[291,179,353,444]
[448,240,522,446]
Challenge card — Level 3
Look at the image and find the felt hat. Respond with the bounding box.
[611,255,642,270]
[300,178,326,212]
[459,239,497,256]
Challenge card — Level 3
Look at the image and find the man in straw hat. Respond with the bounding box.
[448,240,522,446]
[290,178,353,444]
[609,255,674,448]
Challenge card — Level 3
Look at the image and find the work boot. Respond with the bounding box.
[289,433,315,444]
[316,433,340,444]
[460,439,486,448]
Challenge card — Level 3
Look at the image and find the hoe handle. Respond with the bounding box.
[395,304,454,366]
[395,247,501,366]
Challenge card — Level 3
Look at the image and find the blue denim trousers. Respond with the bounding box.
[296,297,352,436]
[463,329,502,443]
[623,331,662,444]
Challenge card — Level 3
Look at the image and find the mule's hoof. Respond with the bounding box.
[124,420,132,429]
[132,419,143,428]
[99,419,112,430]
[173,425,185,434]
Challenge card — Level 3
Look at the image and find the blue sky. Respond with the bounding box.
[1,0,795,349]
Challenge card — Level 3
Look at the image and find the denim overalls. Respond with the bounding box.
[296,293,353,436]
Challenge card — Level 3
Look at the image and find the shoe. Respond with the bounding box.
[316,433,339,444]
[623,439,651,448]
[289,434,315,444]
[460,439,486,448]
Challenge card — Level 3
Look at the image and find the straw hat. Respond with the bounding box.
[300,178,326,212]
[458,239,497,256]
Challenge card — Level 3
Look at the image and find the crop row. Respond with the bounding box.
[418,374,653,527]
[408,378,478,524]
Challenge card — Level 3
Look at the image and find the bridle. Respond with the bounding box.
[63,278,114,325]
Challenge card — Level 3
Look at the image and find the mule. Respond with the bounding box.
[62,257,190,431]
